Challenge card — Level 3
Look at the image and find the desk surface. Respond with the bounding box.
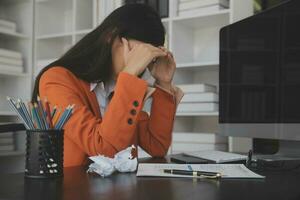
[0,158,300,200]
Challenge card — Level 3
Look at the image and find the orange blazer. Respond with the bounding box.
[39,66,177,167]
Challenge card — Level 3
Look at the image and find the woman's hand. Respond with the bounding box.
[148,47,176,91]
[122,38,167,76]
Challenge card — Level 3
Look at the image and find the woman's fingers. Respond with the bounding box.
[151,49,167,59]
[122,42,171,76]
[122,37,130,58]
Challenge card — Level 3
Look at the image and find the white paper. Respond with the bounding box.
[88,156,115,177]
[87,145,137,177]
[113,146,137,172]
[136,164,265,179]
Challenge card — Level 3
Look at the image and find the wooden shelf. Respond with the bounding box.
[173,9,230,28]
[0,150,25,157]
[161,18,171,23]
[0,111,18,116]
[176,112,219,117]
[75,29,93,35]
[36,0,49,3]
[177,61,219,69]
[0,123,26,133]
[0,71,29,78]
[37,32,74,39]
[0,30,30,39]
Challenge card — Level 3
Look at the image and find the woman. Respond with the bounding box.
[32,4,183,167]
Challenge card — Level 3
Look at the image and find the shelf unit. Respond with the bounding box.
[34,0,97,77]
[33,0,254,155]
[0,0,254,159]
[161,0,254,153]
[0,0,34,156]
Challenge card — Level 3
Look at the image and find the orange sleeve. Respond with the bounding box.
[137,87,177,157]
[39,67,148,158]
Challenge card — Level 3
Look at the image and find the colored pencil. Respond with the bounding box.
[16,102,30,127]
[52,108,62,127]
[57,104,74,129]
[28,102,37,129]
[18,99,35,129]
[7,97,30,129]
[33,103,43,130]
[51,106,57,119]
[55,105,70,129]
[6,97,29,129]
[44,98,53,129]
[7,96,74,130]
[37,96,48,129]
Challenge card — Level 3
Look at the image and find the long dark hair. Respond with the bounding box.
[32,3,165,101]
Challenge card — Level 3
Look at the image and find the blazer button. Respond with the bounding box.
[133,100,139,107]
[130,109,137,115]
[127,118,133,125]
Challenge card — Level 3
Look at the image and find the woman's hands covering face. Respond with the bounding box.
[122,38,176,89]
[122,38,167,76]
[148,46,176,88]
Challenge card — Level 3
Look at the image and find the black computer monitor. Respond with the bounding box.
[219,0,300,158]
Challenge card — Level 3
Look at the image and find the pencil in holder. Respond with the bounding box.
[25,130,64,178]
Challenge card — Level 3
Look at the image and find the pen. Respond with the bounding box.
[163,169,222,179]
[246,149,253,167]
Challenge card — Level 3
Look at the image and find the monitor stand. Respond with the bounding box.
[254,140,300,169]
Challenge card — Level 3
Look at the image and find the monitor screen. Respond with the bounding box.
[220,0,300,124]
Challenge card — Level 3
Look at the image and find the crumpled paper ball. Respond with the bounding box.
[87,145,137,177]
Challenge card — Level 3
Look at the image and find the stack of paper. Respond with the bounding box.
[137,163,265,179]
[177,84,218,113]
[172,132,227,153]
[177,0,230,17]
[0,132,15,152]
[0,48,23,73]
[0,19,17,34]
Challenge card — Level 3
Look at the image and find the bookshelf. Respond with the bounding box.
[34,0,97,77]
[0,0,254,159]
[104,0,254,155]
[170,0,253,153]
[0,0,34,157]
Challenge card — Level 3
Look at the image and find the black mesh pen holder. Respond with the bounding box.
[25,130,64,178]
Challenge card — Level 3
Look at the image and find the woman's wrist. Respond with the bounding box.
[122,67,138,76]
[155,80,173,93]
